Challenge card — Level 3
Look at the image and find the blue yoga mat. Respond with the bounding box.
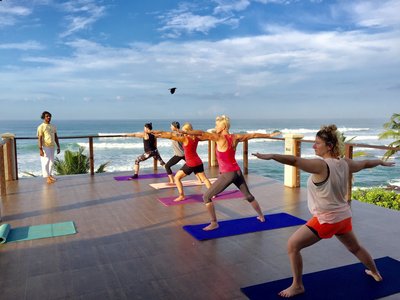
[183,212,306,241]
[0,221,77,244]
[241,256,400,300]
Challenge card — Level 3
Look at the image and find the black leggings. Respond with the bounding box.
[165,155,185,175]
[203,170,255,204]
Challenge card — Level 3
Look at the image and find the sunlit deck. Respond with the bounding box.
[1,167,399,299]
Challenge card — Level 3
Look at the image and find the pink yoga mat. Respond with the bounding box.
[158,190,244,206]
[114,173,169,181]
[149,178,217,189]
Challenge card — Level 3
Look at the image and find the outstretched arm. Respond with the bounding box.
[252,153,326,175]
[235,131,281,142]
[182,130,220,142]
[345,158,395,173]
[126,132,144,138]
[151,130,185,142]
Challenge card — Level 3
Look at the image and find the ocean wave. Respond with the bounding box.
[338,127,370,132]
[76,139,197,150]
[98,132,129,136]
[281,128,318,134]
[388,179,400,187]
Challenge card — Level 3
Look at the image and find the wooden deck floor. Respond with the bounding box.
[1,167,399,300]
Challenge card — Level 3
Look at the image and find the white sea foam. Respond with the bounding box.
[338,127,370,132]
[388,179,400,187]
[280,128,318,134]
[78,142,144,150]
[98,132,129,136]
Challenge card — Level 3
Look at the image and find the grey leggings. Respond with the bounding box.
[203,170,255,204]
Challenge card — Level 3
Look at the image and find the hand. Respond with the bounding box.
[381,161,395,167]
[271,130,281,137]
[57,148,60,154]
[252,153,273,160]
[39,149,44,157]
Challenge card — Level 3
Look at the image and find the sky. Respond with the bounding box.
[0,0,399,121]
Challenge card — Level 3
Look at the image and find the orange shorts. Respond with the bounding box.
[306,217,352,239]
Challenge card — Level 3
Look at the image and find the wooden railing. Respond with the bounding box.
[1,134,397,200]
[14,135,131,179]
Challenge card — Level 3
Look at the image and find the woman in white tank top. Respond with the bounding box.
[253,124,394,298]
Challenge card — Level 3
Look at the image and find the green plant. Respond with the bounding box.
[340,132,367,157]
[379,113,400,160]
[54,146,109,175]
[352,188,400,211]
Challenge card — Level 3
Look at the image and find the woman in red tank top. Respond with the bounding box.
[152,122,212,201]
[186,115,281,231]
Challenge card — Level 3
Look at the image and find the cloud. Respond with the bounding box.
[213,0,251,14]
[9,22,399,96]
[1,1,399,119]
[336,0,400,28]
[0,40,44,50]
[59,0,106,38]
[158,2,242,37]
[0,4,32,27]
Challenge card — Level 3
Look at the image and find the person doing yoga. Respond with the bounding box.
[152,122,212,201]
[185,115,281,231]
[164,121,186,184]
[127,122,165,179]
[253,124,394,298]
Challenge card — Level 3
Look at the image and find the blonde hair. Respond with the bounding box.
[216,115,230,130]
[182,122,193,131]
[316,124,344,158]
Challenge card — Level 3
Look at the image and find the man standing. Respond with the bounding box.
[37,111,60,184]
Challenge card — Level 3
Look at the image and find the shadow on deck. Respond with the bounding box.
[1,167,399,299]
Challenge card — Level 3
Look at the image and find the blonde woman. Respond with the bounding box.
[186,115,281,231]
[253,124,394,297]
[152,122,212,201]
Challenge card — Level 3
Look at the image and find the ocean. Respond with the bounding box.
[1,118,399,188]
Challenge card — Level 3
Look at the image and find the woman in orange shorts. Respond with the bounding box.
[254,124,394,298]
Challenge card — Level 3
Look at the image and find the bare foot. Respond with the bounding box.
[49,176,57,182]
[167,182,176,186]
[203,222,219,231]
[278,284,305,298]
[174,195,185,202]
[365,269,383,281]
[46,178,54,184]
[257,215,265,222]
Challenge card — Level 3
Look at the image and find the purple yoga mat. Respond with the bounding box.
[114,173,169,181]
[158,190,244,206]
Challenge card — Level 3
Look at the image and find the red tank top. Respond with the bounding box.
[216,134,240,173]
[183,136,202,167]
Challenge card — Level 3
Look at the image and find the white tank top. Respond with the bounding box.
[307,158,352,224]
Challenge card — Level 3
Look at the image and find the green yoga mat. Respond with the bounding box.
[0,221,76,244]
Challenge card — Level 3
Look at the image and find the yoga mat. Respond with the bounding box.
[158,189,244,206]
[0,221,77,244]
[241,256,400,300]
[114,173,169,181]
[149,178,218,189]
[183,212,306,241]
